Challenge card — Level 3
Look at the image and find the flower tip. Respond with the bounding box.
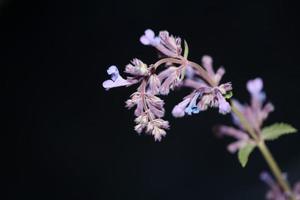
[140,36,150,45]
[202,55,213,64]
[172,106,185,118]
[144,29,154,37]
[247,77,263,93]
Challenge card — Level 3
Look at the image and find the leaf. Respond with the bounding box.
[238,143,256,167]
[224,91,233,99]
[183,40,189,59]
[262,123,297,141]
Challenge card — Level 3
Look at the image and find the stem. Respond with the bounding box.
[230,101,259,141]
[230,101,296,200]
[187,61,217,87]
[152,58,183,69]
[258,142,295,200]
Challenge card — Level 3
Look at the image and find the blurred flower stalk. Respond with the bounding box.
[102,29,299,199]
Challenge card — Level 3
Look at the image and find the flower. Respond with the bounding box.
[102,65,132,90]
[140,29,160,46]
[216,125,252,153]
[158,66,183,95]
[125,90,168,141]
[201,55,225,85]
[232,78,274,132]
[125,58,149,76]
[140,29,183,58]
[185,92,201,115]
[146,119,169,141]
[159,31,182,57]
[260,172,300,200]
[148,74,161,95]
[215,78,275,154]
[247,77,266,102]
[172,98,191,118]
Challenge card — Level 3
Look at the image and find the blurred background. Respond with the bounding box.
[2,0,300,199]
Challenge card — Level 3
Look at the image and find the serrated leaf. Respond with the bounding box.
[183,40,189,59]
[238,143,256,167]
[262,123,297,141]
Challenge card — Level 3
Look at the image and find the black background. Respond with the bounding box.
[2,0,300,199]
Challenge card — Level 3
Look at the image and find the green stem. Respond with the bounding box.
[230,101,295,200]
[257,142,295,200]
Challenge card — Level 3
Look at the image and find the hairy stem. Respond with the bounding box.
[230,100,295,200]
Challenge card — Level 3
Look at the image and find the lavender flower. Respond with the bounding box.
[104,30,233,141]
[102,65,132,90]
[216,77,272,153]
[103,58,169,141]
[260,172,300,200]
[140,29,160,46]
[158,66,183,95]
[171,55,232,118]
[140,29,182,58]
[232,78,274,133]
[216,125,253,153]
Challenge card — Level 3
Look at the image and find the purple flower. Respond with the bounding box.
[216,78,276,154]
[140,29,160,46]
[260,172,300,200]
[172,98,191,118]
[201,55,226,85]
[158,66,183,95]
[185,92,201,115]
[232,78,274,132]
[126,90,168,141]
[148,74,161,95]
[102,65,132,90]
[247,78,266,102]
[217,92,231,114]
[140,29,183,58]
[159,31,182,57]
[216,125,252,153]
[125,58,149,76]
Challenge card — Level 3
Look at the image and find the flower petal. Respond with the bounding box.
[140,35,150,45]
[185,93,201,115]
[172,98,191,118]
[145,29,155,39]
[102,65,131,90]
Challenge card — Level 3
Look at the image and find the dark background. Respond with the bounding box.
[2,0,300,199]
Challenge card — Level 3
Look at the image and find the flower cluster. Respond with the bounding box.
[172,55,232,117]
[216,78,274,153]
[103,29,232,141]
[260,172,300,200]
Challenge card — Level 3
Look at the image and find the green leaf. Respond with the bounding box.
[262,123,297,141]
[238,143,256,167]
[183,40,189,59]
[224,91,233,99]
